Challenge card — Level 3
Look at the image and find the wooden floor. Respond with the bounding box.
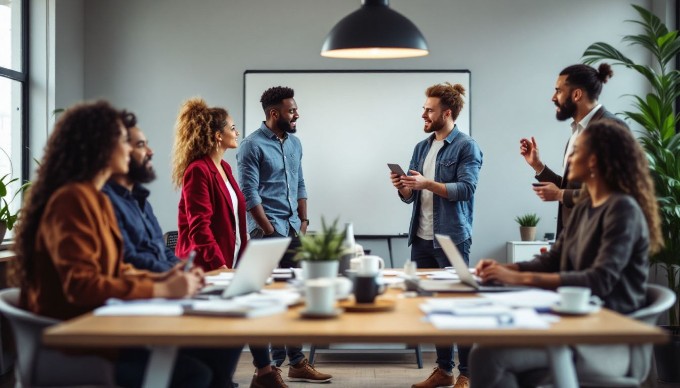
[233,349,680,388]
[234,350,449,388]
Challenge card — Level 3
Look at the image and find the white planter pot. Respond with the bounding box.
[301,260,339,280]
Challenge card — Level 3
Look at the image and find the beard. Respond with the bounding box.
[424,115,446,133]
[555,96,577,121]
[128,156,156,184]
[277,117,297,134]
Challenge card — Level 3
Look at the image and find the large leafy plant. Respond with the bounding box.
[582,4,680,324]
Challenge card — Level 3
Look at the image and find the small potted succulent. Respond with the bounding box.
[293,217,347,279]
[515,213,540,242]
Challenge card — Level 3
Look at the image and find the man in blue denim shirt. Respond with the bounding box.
[238,86,331,387]
[103,126,181,272]
[392,83,482,388]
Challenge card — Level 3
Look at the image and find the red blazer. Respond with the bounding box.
[176,156,248,270]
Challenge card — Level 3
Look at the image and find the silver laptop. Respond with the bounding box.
[417,234,528,293]
[198,237,291,298]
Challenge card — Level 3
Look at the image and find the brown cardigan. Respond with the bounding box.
[23,182,154,320]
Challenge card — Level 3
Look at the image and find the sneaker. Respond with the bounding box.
[453,375,469,388]
[250,367,288,388]
[288,358,333,383]
[411,367,454,388]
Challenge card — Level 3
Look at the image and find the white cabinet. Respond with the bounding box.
[506,241,551,263]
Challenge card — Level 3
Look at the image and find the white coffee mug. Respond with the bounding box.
[334,277,353,299]
[350,255,385,275]
[305,278,336,314]
[557,286,602,312]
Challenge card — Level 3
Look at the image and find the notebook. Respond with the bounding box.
[417,234,529,293]
[195,237,291,299]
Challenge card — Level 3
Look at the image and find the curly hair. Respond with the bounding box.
[171,98,229,188]
[581,119,663,254]
[425,82,466,121]
[13,100,132,288]
[260,86,295,118]
[560,63,613,101]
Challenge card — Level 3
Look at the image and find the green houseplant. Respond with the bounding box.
[582,4,680,325]
[582,4,680,381]
[293,217,347,279]
[0,149,31,241]
[515,213,540,241]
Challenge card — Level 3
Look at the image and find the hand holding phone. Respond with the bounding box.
[387,163,407,176]
[184,250,197,273]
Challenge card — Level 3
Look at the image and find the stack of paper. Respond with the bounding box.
[420,297,551,329]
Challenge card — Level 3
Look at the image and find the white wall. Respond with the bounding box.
[71,0,658,264]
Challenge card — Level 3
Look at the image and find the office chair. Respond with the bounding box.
[0,288,115,387]
[522,284,676,388]
[164,230,178,250]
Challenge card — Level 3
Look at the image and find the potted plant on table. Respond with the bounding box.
[582,4,680,382]
[515,213,540,242]
[293,217,347,279]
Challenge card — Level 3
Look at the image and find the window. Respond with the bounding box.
[0,0,28,241]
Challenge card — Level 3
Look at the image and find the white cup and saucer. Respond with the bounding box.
[299,278,344,319]
[551,286,603,315]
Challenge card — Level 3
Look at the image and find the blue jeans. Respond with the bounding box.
[250,227,305,367]
[411,236,471,376]
[115,346,242,388]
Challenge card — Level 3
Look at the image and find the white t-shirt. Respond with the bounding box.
[416,139,445,240]
[223,176,242,266]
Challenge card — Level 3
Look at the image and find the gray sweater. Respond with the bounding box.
[518,193,649,314]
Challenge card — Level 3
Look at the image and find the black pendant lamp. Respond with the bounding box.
[321,0,429,59]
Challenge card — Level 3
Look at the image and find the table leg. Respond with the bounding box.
[142,345,178,388]
[546,345,578,388]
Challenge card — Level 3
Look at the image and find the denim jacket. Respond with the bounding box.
[401,126,483,248]
[102,182,180,272]
[237,122,307,236]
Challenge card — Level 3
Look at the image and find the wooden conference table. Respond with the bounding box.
[43,283,667,388]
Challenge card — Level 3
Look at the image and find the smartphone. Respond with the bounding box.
[184,250,197,273]
[532,182,545,187]
[387,163,407,176]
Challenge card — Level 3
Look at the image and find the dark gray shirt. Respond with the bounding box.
[518,193,648,314]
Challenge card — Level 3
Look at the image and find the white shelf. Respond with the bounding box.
[506,241,551,263]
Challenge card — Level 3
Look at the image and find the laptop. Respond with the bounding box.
[417,234,528,293]
[197,237,291,299]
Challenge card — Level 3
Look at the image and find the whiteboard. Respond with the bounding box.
[243,70,471,235]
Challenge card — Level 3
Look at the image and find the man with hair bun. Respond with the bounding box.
[391,82,483,388]
[520,63,627,237]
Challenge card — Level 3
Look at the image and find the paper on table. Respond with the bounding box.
[382,269,403,276]
[95,299,186,316]
[427,308,550,329]
[427,272,460,280]
[205,272,235,286]
[480,289,560,309]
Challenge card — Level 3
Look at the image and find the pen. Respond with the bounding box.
[184,250,196,273]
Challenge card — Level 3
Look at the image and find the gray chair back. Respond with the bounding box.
[0,288,116,387]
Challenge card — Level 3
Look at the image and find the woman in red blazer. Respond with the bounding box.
[171,98,248,270]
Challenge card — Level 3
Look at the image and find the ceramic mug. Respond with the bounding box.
[350,255,385,275]
[557,286,602,312]
[354,275,382,303]
[305,278,336,314]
